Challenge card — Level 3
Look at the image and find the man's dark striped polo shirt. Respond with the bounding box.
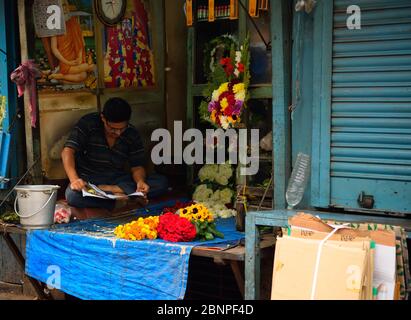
[64,113,145,178]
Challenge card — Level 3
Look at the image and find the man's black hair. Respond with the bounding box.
[102,97,132,123]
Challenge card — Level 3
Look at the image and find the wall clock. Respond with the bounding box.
[94,0,127,26]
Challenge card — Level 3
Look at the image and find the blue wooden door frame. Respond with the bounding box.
[0,0,20,189]
[276,0,332,209]
[0,0,9,130]
[310,0,334,207]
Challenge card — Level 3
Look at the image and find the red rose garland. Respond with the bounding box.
[157,212,197,242]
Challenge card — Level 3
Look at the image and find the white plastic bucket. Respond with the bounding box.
[14,185,60,229]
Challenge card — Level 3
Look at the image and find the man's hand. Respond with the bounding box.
[70,178,86,191]
[136,180,150,196]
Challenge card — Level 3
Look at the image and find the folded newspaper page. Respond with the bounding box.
[82,182,144,200]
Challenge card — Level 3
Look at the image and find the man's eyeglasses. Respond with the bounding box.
[104,121,129,134]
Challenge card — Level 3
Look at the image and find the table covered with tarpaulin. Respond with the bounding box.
[25,200,245,300]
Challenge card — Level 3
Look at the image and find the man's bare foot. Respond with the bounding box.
[114,193,128,198]
[98,185,116,193]
[111,197,149,215]
[128,197,149,207]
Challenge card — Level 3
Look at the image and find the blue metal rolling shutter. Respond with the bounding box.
[330,0,411,212]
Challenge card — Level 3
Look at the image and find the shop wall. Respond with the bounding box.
[98,0,166,174]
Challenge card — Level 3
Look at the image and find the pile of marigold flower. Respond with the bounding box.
[114,216,159,241]
[114,203,224,242]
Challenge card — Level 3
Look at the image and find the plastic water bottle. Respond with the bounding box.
[286,153,311,209]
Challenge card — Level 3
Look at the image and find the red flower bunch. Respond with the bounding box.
[157,212,197,242]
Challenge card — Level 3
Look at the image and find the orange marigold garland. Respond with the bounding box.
[114,216,159,241]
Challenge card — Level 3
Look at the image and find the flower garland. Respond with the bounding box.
[200,36,250,130]
[203,34,237,80]
[157,212,197,242]
[114,216,159,241]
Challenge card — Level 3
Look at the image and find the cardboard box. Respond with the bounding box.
[271,236,370,300]
[287,227,374,299]
[289,213,396,246]
[288,213,397,300]
[320,217,403,299]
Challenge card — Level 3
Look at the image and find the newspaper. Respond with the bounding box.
[82,182,144,200]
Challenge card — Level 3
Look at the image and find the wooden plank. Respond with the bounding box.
[93,0,104,108]
[151,0,166,96]
[191,234,275,261]
[0,281,23,295]
[238,0,247,45]
[0,222,27,234]
[0,233,24,284]
[250,209,411,231]
[272,0,292,209]
[245,211,261,299]
[229,260,244,298]
[0,292,37,300]
[165,0,188,134]
[186,26,194,186]
[0,228,51,299]
[20,234,38,298]
[17,0,35,174]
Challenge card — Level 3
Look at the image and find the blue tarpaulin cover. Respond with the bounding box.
[25,200,245,300]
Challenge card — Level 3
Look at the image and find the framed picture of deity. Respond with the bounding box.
[34,0,98,92]
[102,0,156,89]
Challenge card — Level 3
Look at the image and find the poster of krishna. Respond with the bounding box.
[103,0,155,88]
[34,0,97,92]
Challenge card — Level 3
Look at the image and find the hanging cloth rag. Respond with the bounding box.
[10,60,42,128]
